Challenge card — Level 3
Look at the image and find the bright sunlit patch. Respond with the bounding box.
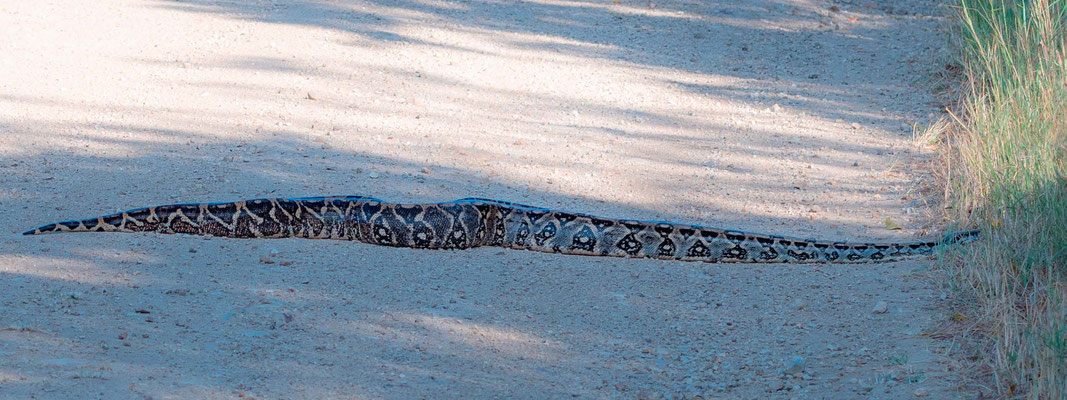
[330,311,562,362]
[0,368,44,384]
[410,0,470,11]
[406,313,560,358]
[0,253,148,285]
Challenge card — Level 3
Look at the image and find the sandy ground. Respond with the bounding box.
[0,0,971,398]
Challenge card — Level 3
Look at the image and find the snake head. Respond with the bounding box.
[941,230,981,245]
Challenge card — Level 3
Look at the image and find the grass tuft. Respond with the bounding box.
[943,0,1066,397]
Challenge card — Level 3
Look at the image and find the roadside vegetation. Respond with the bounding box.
[941,0,1065,397]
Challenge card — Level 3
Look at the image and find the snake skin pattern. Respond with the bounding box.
[23,196,980,263]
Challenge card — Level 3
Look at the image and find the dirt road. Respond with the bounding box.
[0,0,965,398]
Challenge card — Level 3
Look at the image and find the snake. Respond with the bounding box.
[22,196,979,263]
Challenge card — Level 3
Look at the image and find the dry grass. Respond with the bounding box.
[941,0,1066,397]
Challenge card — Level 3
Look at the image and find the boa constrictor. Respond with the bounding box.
[23,196,979,263]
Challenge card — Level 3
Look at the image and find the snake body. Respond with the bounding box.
[23,196,979,263]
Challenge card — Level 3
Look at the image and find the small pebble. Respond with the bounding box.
[783,356,805,376]
[873,301,889,314]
